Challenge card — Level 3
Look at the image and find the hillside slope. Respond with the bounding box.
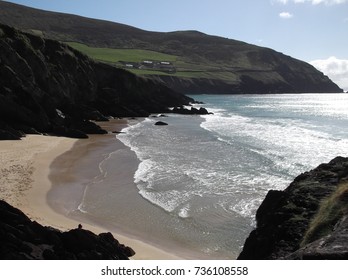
[0,23,192,139]
[0,1,342,94]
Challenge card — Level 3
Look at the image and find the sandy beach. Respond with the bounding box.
[0,120,180,260]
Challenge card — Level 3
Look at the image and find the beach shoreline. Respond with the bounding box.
[0,119,181,260]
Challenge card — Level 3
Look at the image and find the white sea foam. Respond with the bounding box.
[134,159,155,185]
[201,110,348,177]
[178,203,191,218]
[230,198,264,220]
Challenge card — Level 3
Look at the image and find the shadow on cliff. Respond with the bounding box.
[0,23,193,140]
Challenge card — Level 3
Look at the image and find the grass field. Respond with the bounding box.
[66,42,235,80]
[301,182,348,246]
[67,42,178,64]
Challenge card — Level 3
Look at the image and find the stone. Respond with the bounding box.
[155,121,168,126]
[171,106,211,115]
[0,129,21,140]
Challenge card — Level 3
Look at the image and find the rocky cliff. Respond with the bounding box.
[150,69,341,95]
[0,200,135,259]
[238,156,348,260]
[0,23,193,140]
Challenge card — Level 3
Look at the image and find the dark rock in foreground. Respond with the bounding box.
[238,156,348,260]
[0,200,135,259]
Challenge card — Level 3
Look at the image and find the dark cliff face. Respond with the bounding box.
[150,68,342,95]
[0,23,193,139]
[0,1,342,95]
[0,200,135,259]
[238,156,348,260]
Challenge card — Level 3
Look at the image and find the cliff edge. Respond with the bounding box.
[0,23,193,140]
[238,156,348,260]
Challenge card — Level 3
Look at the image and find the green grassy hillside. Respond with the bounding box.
[66,42,240,81]
[67,42,178,64]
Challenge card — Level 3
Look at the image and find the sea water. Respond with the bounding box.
[86,94,348,258]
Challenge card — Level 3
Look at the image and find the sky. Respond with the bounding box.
[3,0,348,90]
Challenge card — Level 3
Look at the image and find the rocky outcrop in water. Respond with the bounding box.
[0,200,135,259]
[0,23,193,140]
[171,106,210,115]
[238,156,348,260]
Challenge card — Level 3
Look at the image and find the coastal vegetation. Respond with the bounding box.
[66,42,243,81]
[66,42,178,65]
[301,181,348,246]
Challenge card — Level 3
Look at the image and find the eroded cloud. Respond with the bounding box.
[310,56,348,90]
[279,11,294,18]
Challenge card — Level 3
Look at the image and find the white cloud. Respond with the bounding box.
[275,0,348,5]
[279,11,294,18]
[310,56,348,90]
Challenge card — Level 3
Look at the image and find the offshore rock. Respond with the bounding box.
[171,106,211,115]
[0,200,135,259]
[154,121,168,126]
[238,156,348,260]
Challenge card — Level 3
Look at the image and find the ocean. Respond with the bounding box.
[79,94,348,259]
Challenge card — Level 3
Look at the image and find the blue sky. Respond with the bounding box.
[3,0,348,89]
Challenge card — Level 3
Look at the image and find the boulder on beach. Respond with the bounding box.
[154,121,168,126]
